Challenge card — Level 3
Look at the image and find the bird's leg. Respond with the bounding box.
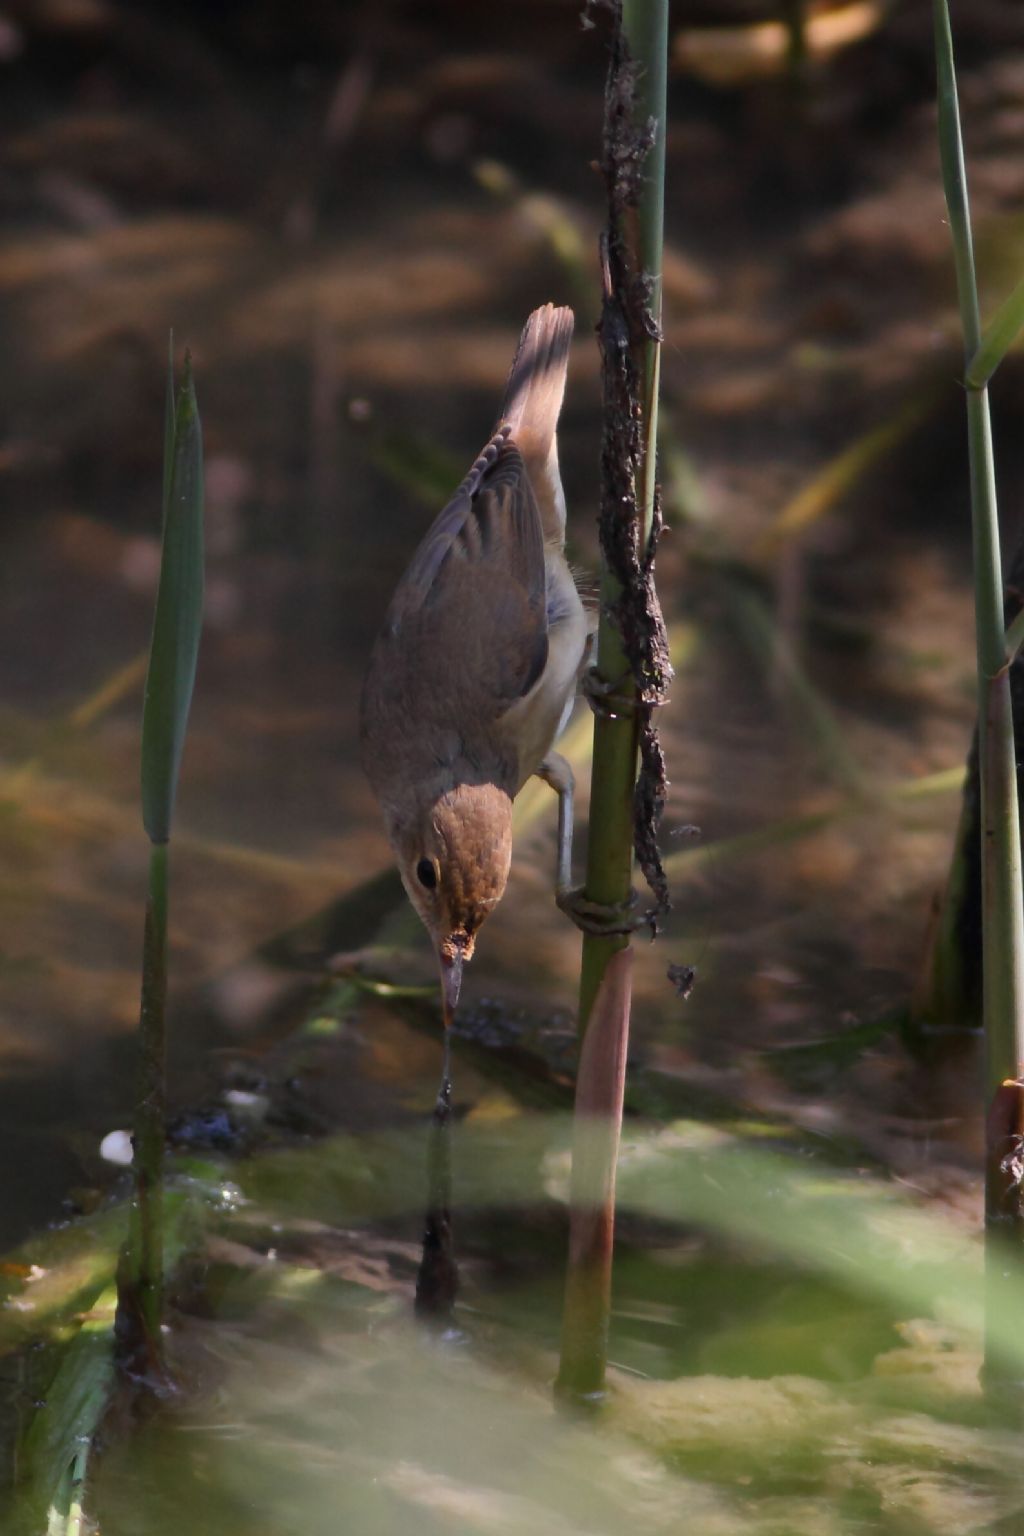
[537,750,575,897]
[536,752,646,937]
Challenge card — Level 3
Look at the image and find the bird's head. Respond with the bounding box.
[391,781,513,1024]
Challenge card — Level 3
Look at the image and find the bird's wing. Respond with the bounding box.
[377,432,549,715]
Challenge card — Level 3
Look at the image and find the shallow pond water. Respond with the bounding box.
[4,0,1024,1529]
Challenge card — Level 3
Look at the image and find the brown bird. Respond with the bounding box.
[360,305,589,1055]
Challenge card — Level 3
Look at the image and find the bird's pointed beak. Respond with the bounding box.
[438,936,468,1028]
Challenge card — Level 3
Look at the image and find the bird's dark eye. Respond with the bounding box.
[416,858,438,890]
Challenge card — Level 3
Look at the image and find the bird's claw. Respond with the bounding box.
[581,666,635,720]
[556,884,646,937]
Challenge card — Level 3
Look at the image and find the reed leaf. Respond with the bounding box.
[934,0,1024,1101]
[1004,603,1024,666]
[966,269,1024,391]
[21,1296,114,1536]
[933,0,1024,1394]
[119,346,205,1377]
[141,351,204,846]
[756,397,930,555]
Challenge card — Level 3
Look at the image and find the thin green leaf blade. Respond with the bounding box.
[933,0,982,357]
[18,1296,114,1535]
[162,330,174,519]
[966,270,1024,389]
[1006,603,1024,665]
[934,0,1024,1396]
[141,352,204,844]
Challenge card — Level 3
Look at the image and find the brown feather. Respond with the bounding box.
[359,304,586,975]
[361,437,548,807]
[499,303,574,544]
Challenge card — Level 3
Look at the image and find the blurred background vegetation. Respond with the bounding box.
[4,1,1024,1528]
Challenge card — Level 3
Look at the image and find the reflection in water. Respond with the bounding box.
[68,1112,1023,1535]
[415,1042,459,1325]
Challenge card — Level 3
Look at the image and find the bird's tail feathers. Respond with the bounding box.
[499,304,574,463]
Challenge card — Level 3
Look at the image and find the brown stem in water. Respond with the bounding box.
[556,948,632,1401]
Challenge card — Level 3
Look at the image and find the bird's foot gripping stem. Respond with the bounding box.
[555,885,646,938]
[581,665,636,721]
[535,752,648,937]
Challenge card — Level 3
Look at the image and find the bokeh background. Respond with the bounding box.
[1,0,1023,1255]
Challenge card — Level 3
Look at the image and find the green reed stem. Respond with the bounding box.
[934,0,1024,1391]
[559,0,668,1406]
[578,0,668,1031]
[117,345,204,1374]
[128,842,168,1344]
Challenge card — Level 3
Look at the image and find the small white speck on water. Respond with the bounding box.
[99,1129,134,1166]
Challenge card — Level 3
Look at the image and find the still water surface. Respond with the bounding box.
[4,1,1024,1527]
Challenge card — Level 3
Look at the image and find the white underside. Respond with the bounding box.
[501,550,589,793]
